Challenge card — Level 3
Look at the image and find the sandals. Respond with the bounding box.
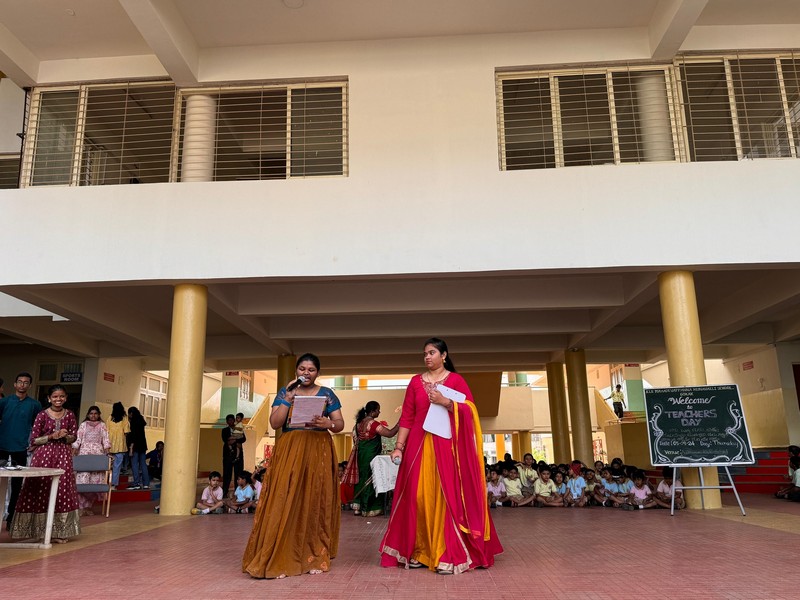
[408,559,424,569]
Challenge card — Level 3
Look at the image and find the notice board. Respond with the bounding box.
[644,385,754,466]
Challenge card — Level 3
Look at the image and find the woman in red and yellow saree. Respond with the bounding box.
[380,338,502,574]
[343,401,399,517]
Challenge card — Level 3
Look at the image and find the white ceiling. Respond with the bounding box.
[2,0,799,66]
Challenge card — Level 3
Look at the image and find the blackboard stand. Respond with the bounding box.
[671,465,745,516]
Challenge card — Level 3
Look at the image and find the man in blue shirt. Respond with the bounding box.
[0,372,41,530]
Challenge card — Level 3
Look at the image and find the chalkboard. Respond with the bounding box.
[644,385,754,466]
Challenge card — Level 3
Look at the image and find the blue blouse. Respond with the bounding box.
[272,386,342,433]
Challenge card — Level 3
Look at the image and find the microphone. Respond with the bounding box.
[286,376,307,392]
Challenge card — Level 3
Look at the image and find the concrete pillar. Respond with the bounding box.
[274,355,296,442]
[180,95,216,182]
[546,362,571,464]
[565,349,594,466]
[658,270,721,509]
[160,284,208,516]
[511,432,521,461]
[494,433,506,462]
[636,73,674,161]
[519,430,532,457]
[332,434,345,463]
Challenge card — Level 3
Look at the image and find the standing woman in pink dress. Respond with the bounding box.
[72,405,111,516]
[10,385,80,543]
[380,338,502,574]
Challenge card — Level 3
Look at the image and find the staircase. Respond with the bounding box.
[719,449,789,495]
[110,475,161,503]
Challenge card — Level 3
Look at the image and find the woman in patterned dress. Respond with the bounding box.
[72,405,111,516]
[242,353,345,579]
[10,384,80,543]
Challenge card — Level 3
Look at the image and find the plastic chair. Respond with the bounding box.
[73,454,113,517]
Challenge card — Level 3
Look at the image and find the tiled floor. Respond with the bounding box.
[1,494,798,599]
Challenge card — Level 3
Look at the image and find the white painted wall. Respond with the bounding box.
[0,78,24,153]
[3,27,799,286]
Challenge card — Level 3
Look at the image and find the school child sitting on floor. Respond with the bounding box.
[534,466,563,507]
[224,471,255,513]
[775,446,800,499]
[504,467,536,506]
[654,466,685,509]
[553,471,567,496]
[565,461,587,507]
[517,453,539,497]
[191,471,225,515]
[487,469,508,507]
[583,468,599,505]
[625,470,657,510]
[595,468,623,507]
[785,456,800,502]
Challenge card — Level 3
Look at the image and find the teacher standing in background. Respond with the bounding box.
[380,338,502,574]
[242,353,345,579]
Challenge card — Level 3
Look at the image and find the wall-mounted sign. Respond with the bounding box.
[103,372,115,382]
[225,371,240,376]
[742,360,754,371]
[61,372,82,383]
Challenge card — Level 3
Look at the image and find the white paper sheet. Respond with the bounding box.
[289,395,327,427]
[422,384,466,439]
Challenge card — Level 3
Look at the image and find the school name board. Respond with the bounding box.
[644,385,754,466]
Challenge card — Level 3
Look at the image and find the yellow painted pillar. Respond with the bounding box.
[160,284,208,516]
[546,362,571,464]
[343,431,353,458]
[511,432,521,461]
[332,434,345,463]
[565,349,594,467]
[274,354,296,442]
[659,271,721,509]
[519,430,532,458]
[494,433,506,462]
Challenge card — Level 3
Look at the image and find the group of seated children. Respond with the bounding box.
[487,454,684,511]
[775,445,800,502]
[191,469,262,515]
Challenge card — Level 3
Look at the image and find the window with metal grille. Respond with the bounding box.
[499,52,800,169]
[498,67,677,170]
[175,82,347,181]
[0,154,19,188]
[22,82,175,186]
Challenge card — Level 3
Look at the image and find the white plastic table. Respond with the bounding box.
[0,467,65,549]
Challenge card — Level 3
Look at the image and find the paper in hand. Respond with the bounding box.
[289,396,327,427]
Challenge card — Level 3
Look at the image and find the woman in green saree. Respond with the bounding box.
[343,401,399,517]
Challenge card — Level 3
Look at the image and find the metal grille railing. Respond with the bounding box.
[175,82,347,182]
[0,154,20,188]
[22,83,176,186]
[498,51,800,170]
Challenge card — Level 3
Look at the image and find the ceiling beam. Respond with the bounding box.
[0,19,38,86]
[563,274,660,356]
[700,273,800,343]
[0,317,98,357]
[118,0,199,85]
[207,286,291,354]
[7,288,171,357]
[774,312,800,343]
[649,0,708,60]
[239,275,625,316]
[268,309,591,340]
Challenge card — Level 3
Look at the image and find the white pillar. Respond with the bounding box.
[181,95,216,182]
[636,74,673,162]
